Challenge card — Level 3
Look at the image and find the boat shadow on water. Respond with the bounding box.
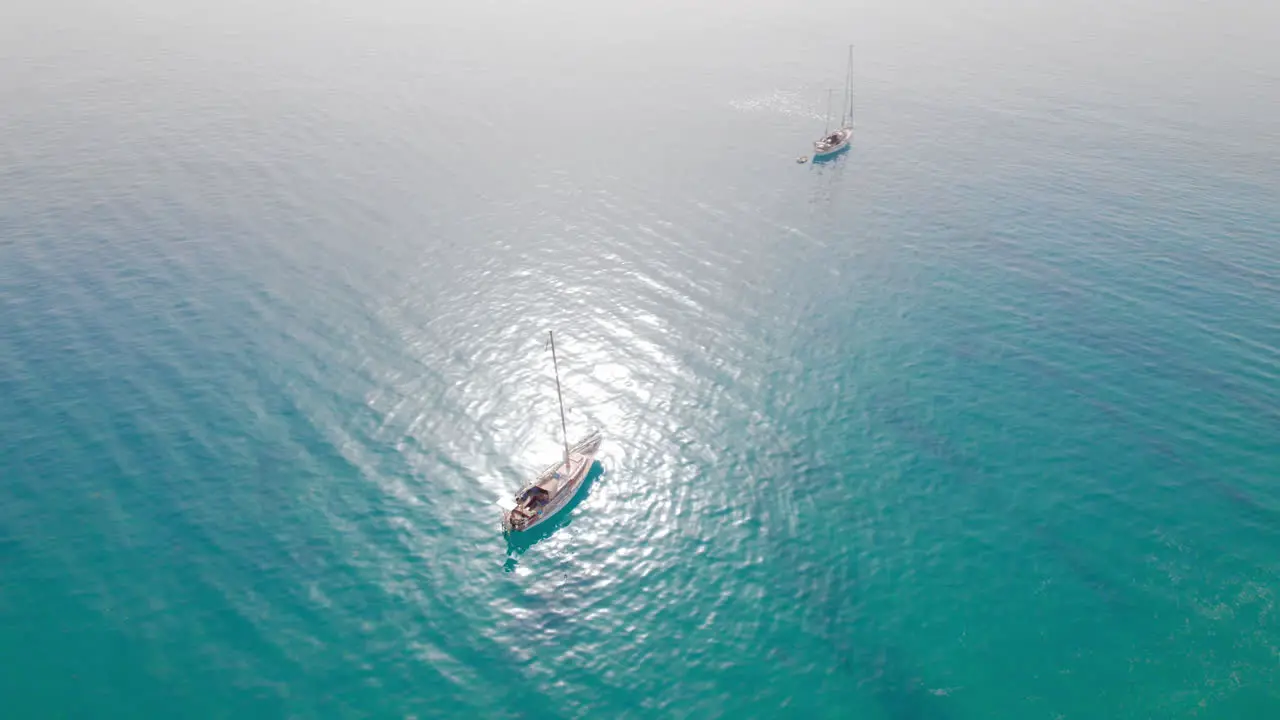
[502,460,605,571]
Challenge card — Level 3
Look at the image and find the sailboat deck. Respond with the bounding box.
[535,453,589,493]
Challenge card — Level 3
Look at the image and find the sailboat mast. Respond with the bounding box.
[843,44,854,127]
[548,330,571,471]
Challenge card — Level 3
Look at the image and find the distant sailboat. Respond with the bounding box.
[500,331,602,533]
[813,45,855,159]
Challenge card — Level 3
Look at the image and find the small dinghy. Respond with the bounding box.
[501,331,602,533]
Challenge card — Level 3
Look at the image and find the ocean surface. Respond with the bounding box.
[3,0,1280,717]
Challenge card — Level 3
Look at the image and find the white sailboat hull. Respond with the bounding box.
[813,127,852,157]
[502,430,602,533]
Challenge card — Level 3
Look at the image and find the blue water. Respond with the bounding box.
[3,0,1280,717]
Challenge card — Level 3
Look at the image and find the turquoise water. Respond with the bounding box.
[3,0,1280,717]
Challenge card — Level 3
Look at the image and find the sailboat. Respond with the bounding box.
[812,45,855,159]
[500,331,602,533]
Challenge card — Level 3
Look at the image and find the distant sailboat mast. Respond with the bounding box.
[843,44,854,128]
[824,89,834,135]
[548,330,571,473]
